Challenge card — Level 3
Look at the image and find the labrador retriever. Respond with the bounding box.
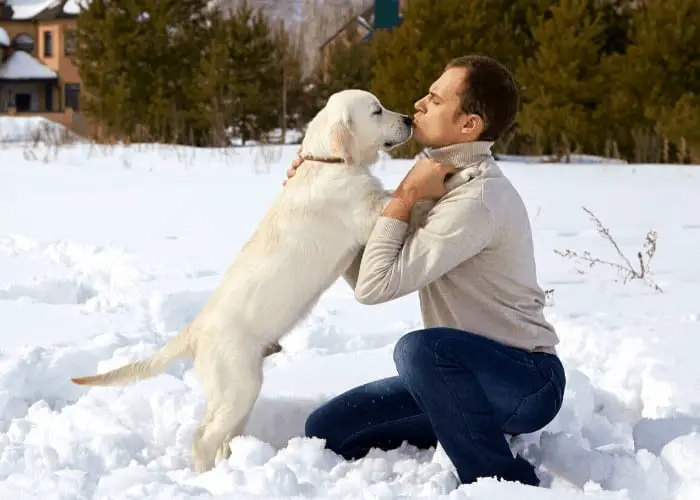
[70,89,413,473]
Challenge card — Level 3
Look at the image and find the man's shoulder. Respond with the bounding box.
[442,159,529,224]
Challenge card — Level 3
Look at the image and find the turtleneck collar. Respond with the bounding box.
[424,140,494,167]
[422,141,500,191]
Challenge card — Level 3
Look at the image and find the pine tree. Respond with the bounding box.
[295,19,375,130]
[369,0,522,157]
[187,3,284,146]
[221,4,279,145]
[658,93,700,163]
[270,21,306,142]
[75,0,214,144]
[321,21,374,97]
[515,0,606,159]
[600,0,700,162]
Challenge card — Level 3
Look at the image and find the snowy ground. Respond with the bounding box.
[0,138,699,500]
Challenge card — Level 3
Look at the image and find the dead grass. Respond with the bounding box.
[554,206,663,292]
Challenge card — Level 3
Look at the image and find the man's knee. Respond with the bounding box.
[304,403,333,442]
[393,328,452,378]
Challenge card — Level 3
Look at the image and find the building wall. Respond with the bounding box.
[0,81,46,112]
[37,19,81,110]
[1,17,81,113]
[0,16,94,137]
[0,22,38,45]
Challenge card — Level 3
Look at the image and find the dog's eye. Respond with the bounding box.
[372,108,382,116]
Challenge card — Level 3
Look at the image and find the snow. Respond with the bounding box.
[0,27,10,47]
[0,116,79,144]
[0,131,699,499]
[62,0,83,15]
[5,0,62,20]
[0,50,57,80]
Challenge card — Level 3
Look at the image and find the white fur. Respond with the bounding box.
[70,89,413,473]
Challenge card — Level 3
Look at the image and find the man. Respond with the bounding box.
[285,55,565,487]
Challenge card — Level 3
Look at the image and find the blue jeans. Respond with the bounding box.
[304,327,566,486]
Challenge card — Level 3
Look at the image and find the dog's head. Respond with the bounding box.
[301,89,413,166]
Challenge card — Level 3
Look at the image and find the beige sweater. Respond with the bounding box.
[343,141,559,354]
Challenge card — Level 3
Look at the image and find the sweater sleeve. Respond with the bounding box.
[353,197,493,304]
[341,247,364,289]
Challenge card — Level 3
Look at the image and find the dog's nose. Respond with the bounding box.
[403,115,413,127]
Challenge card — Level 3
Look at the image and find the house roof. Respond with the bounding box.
[0,49,58,80]
[2,0,81,21]
[0,27,10,47]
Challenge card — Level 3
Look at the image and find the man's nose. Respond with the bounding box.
[414,96,425,111]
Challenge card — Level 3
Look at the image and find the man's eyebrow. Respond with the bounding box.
[429,90,443,101]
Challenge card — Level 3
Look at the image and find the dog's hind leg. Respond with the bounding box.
[191,351,263,473]
[215,407,254,462]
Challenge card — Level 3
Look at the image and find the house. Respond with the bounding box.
[0,0,83,131]
[318,0,407,80]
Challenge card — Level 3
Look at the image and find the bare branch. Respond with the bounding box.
[554,207,663,292]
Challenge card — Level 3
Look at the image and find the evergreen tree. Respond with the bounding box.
[189,3,281,146]
[297,19,375,129]
[369,0,522,157]
[270,21,306,142]
[516,0,606,159]
[75,0,214,144]
[320,21,374,97]
[658,93,700,163]
[600,0,700,162]
[221,4,279,145]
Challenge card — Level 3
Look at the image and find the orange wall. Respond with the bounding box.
[1,19,80,85]
[56,20,80,84]
[0,22,38,42]
[1,18,81,111]
[36,19,81,96]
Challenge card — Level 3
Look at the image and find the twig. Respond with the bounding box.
[554,206,663,292]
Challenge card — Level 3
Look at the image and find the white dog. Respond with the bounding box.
[71,89,413,473]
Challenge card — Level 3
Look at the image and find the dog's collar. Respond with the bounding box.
[300,155,345,164]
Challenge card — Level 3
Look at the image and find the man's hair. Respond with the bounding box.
[444,55,519,142]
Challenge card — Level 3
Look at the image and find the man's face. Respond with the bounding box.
[412,67,481,148]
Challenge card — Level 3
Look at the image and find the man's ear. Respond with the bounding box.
[461,113,485,138]
[330,111,355,163]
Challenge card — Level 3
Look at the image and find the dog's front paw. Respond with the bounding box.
[216,440,232,462]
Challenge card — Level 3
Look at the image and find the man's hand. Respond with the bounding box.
[382,158,457,222]
[283,147,304,186]
[396,158,457,204]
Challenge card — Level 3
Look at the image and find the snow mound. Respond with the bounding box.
[0,142,698,498]
[0,116,79,144]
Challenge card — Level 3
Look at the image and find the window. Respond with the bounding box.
[64,29,77,56]
[12,33,35,54]
[43,31,53,57]
[64,83,80,110]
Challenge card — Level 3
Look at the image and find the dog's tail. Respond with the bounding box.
[71,326,194,387]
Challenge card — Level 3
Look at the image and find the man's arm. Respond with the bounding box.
[353,195,493,304]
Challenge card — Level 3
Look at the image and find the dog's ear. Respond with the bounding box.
[330,111,355,163]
